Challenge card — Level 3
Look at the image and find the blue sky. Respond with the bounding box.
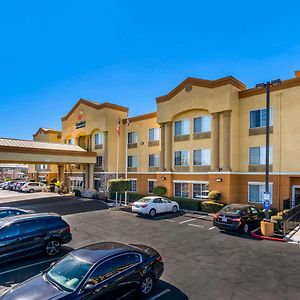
[1,0,300,139]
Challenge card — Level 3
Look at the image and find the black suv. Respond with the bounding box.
[0,213,72,262]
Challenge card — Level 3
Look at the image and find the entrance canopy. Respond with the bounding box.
[0,138,96,164]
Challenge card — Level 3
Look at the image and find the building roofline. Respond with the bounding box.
[61,98,128,121]
[156,76,247,103]
[33,128,61,138]
[239,76,300,99]
[122,112,157,124]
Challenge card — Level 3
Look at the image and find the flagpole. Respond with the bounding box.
[125,114,128,206]
[116,116,120,205]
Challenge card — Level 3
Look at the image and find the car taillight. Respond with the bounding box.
[156,255,163,262]
[231,218,241,222]
[141,204,148,208]
[66,225,71,233]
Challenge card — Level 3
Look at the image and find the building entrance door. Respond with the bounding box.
[292,185,300,208]
[69,176,85,192]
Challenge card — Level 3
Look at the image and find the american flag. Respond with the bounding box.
[116,116,121,136]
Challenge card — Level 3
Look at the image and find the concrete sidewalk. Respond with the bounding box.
[284,225,300,243]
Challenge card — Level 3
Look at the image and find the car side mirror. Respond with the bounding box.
[50,262,56,268]
[83,283,95,294]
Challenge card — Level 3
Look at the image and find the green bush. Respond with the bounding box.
[170,197,202,211]
[153,186,167,196]
[74,189,81,197]
[201,200,225,213]
[208,190,221,201]
[107,179,130,193]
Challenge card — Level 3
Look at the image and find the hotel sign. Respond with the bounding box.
[75,110,86,129]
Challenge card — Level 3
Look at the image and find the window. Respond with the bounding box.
[192,183,209,199]
[193,149,211,166]
[94,133,103,145]
[0,224,20,239]
[128,156,137,168]
[128,132,137,144]
[112,254,140,274]
[128,180,137,192]
[149,128,159,141]
[174,182,189,198]
[174,150,189,166]
[248,183,273,204]
[96,156,103,167]
[148,180,156,193]
[194,116,211,133]
[67,138,74,145]
[149,154,160,167]
[174,120,189,136]
[250,108,273,128]
[249,146,273,165]
[94,179,105,192]
[87,260,114,285]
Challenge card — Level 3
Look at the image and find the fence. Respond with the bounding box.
[282,203,300,236]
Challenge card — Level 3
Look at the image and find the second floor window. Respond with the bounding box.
[149,128,159,141]
[250,108,272,128]
[175,120,189,136]
[128,155,137,168]
[194,116,211,133]
[95,133,103,145]
[193,149,211,166]
[174,150,189,166]
[149,154,160,167]
[128,132,137,144]
[249,146,273,165]
[96,156,102,167]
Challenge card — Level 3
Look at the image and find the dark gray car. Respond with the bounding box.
[0,213,72,263]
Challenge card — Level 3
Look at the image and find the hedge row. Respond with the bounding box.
[201,200,226,213]
[170,197,202,211]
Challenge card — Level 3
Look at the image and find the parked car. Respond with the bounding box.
[213,204,264,233]
[0,207,34,219]
[15,181,26,191]
[0,213,72,263]
[0,242,164,300]
[21,182,46,193]
[2,182,11,190]
[132,196,179,217]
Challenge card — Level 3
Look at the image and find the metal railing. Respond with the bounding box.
[283,203,300,236]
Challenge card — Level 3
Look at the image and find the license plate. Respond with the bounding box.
[222,217,227,222]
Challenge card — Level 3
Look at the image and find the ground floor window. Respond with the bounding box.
[174,182,189,198]
[248,182,273,204]
[94,179,105,192]
[192,182,209,199]
[128,179,137,192]
[148,180,156,194]
[69,177,85,192]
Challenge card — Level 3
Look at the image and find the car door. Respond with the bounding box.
[162,198,173,212]
[153,198,166,213]
[0,223,22,260]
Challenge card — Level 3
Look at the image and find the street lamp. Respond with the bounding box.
[256,79,281,220]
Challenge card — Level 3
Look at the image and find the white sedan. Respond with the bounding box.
[132,196,180,217]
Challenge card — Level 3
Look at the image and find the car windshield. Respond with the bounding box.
[222,206,242,214]
[138,197,152,203]
[46,254,92,292]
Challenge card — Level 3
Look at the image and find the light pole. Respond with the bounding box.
[256,79,281,220]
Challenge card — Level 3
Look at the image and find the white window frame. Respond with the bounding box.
[174,181,189,198]
[249,108,273,129]
[149,128,160,141]
[94,133,103,145]
[192,181,209,200]
[193,115,211,133]
[148,179,156,194]
[148,154,160,167]
[128,179,137,192]
[67,138,74,145]
[96,156,103,167]
[174,119,190,136]
[249,146,273,165]
[128,132,138,144]
[248,182,273,204]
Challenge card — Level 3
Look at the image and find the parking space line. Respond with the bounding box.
[179,218,195,224]
[0,258,57,276]
[188,223,204,228]
[209,226,216,230]
[165,219,175,223]
[148,289,171,300]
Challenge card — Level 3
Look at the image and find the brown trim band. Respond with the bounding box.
[0,146,96,157]
[62,99,128,121]
[123,112,157,124]
[156,76,246,103]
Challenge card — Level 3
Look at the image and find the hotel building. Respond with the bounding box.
[29,70,300,210]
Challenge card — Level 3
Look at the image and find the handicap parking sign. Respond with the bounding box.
[263,200,271,210]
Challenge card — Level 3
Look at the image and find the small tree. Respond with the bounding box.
[153,186,167,196]
[107,179,130,194]
[208,190,221,201]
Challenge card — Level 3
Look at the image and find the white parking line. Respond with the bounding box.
[0,258,57,276]
[148,289,171,300]
[209,226,216,230]
[165,219,175,223]
[188,223,204,228]
[179,218,195,224]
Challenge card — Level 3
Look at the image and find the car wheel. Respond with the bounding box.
[139,274,155,297]
[172,205,178,213]
[29,189,34,193]
[149,209,156,218]
[240,223,249,234]
[44,239,61,256]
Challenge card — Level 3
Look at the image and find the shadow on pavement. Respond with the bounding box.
[135,211,186,221]
[219,229,260,240]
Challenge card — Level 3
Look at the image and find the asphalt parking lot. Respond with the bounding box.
[1,191,300,299]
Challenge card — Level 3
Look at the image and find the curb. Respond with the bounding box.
[250,228,286,242]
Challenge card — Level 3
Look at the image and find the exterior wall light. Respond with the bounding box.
[216,178,222,182]
[161,176,166,180]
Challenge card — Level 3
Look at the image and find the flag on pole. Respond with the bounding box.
[116,116,121,136]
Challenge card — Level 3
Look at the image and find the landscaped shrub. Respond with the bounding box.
[201,200,225,213]
[170,197,202,211]
[271,214,283,232]
[153,186,167,196]
[107,179,130,194]
[74,189,81,197]
[208,190,221,201]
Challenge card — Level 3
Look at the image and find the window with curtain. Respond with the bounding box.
[194,116,211,133]
[149,128,159,141]
[193,149,211,166]
[250,108,273,128]
[128,132,137,144]
[149,154,160,167]
[174,182,189,197]
[249,146,272,165]
[174,120,189,136]
[248,183,272,203]
[174,150,189,166]
[94,133,103,145]
[128,156,137,168]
